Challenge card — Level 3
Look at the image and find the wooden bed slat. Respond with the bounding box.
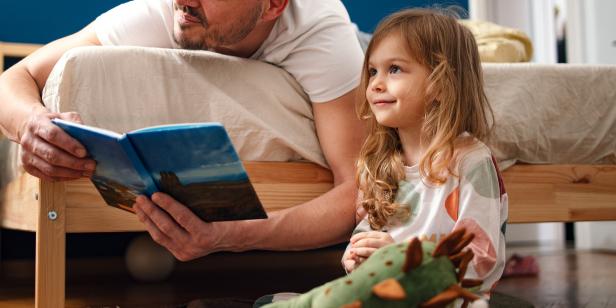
[3,162,616,234]
[504,164,616,223]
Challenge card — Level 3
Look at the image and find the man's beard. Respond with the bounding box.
[173,4,263,51]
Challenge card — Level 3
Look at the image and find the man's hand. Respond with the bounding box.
[19,111,96,181]
[133,193,230,261]
[347,231,394,269]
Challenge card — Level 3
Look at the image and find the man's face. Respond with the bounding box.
[173,0,264,51]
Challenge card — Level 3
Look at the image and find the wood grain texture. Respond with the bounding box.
[503,164,616,223]
[35,181,66,308]
[3,162,616,234]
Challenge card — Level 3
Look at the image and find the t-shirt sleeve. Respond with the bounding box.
[453,152,508,295]
[281,17,363,103]
[94,0,175,48]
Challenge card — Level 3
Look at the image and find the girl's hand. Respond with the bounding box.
[349,231,394,266]
[342,249,358,273]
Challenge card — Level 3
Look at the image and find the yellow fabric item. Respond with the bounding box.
[459,20,533,63]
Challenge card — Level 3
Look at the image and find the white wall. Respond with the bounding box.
[567,0,616,64]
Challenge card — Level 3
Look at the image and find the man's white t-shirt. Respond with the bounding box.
[94,0,364,103]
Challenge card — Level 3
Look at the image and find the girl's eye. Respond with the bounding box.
[389,65,401,74]
[368,68,377,77]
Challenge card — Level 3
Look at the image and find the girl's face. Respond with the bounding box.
[366,33,431,130]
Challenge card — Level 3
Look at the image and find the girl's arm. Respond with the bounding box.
[453,153,508,295]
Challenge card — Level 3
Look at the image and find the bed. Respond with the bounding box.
[1,45,616,307]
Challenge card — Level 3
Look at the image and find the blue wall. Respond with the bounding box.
[0,1,127,44]
[342,0,468,33]
[0,1,468,44]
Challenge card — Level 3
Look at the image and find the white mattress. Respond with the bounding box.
[1,47,615,186]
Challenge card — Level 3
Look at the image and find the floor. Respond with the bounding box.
[495,244,616,307]
[1,244,615,307]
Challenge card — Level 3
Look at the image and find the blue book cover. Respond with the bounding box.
[52,119,267,222]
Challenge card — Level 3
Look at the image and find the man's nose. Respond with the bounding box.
[175,0,200,8]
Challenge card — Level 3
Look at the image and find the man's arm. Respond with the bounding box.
[133,88,367,260]
[0,24,100,180]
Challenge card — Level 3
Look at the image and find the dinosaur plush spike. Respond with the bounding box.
[402,237,423,272]
[449,250,467,267]
[457,250,475,281]
[262,228,484,308]
[432,229,466,257]
[419,285,463,307]
[450,284,481,301]
[451,232,475,255]
[372,278,406,300]
[341,301,362,308]
[461,278,483,288]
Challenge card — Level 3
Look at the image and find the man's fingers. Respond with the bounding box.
[33,118,87,158]
[27,137,95,172]
[22,151,85,179]
[59,112,84,124]
[136,195,190,243]
[152,193,205,233]
[135,207,178,252]
[22,164,58,182]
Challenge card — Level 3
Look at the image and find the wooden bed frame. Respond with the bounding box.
[1,162,616,307]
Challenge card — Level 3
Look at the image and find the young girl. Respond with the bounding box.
[342,8,508,299]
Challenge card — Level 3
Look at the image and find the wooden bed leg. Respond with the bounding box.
[35,181,66,308]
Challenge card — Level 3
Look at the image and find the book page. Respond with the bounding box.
[127,123,267,222]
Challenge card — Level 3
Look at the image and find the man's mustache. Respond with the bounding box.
[175,4,208,26]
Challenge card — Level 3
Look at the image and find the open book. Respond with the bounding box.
[52,119,267,222]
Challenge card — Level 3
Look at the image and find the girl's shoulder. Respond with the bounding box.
[452,136,495,172]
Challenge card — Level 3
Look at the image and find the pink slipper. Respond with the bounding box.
[502,254,539,278]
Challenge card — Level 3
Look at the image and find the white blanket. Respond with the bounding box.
[483,63,616,169]
[42,46,326,166]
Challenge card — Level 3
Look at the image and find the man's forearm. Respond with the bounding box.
[228,179,358,252]
[0,64,47,142]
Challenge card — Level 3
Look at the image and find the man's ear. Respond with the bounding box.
[261,0,288,22]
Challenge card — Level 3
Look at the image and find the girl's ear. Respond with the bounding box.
[261,0,288,22]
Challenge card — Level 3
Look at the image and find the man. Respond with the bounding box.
[0,0,365,260]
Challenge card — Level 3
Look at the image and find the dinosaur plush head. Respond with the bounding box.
[263,228,483,308]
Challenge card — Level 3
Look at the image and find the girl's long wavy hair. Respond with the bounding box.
[356,8,494,230]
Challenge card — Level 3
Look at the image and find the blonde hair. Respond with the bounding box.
[356,8,494,230]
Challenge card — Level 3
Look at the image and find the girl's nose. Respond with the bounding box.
[370,77,385,93]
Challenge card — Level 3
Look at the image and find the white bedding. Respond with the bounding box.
[483,63,616,169]
[1,47,615,186]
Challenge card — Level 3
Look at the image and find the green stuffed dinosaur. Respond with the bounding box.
[262,228,483,308]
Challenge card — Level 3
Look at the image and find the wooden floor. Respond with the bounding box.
[1,245,615,307]
[495,245,616,308]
